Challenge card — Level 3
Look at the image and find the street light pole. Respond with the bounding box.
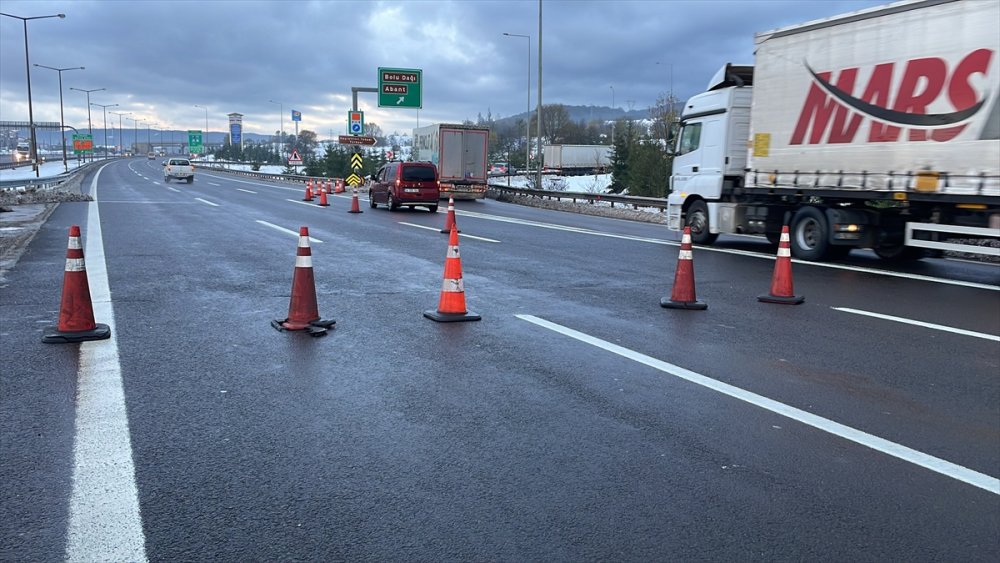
[1,11,66,176]
[70,86,104,162]
[536,0,543,190]
[110,111,130,157]
[610,85,615,145]
[194,104,209,156]
[91,102,118,159]
[502,32,531,174]
[268,99,283,156]
[128,118,141,154]
[33,64,83,172]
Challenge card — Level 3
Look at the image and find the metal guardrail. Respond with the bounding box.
[487,184,668,211]
[0,159,109,191]
[194,163,342,185]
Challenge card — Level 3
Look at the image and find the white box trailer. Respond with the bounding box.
[543,144,611,174]
[668,0,999,261]
[412,123,489,200]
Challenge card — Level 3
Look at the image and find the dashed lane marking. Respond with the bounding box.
[398,222,501,243]
[195,198,219,207]
[517,314,1000,496]
[832,307,1000,341]
[255,220,324,243]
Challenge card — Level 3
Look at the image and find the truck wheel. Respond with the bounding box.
[686,200,718,245]
[791,207,830,261]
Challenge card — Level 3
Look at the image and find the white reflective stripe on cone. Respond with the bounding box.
[295,255,313,268]
[298,237,310,248]
[447,246,460,258]
[441,278,464,292]
[68,237,82,250]
[778,247,791,258]
[679,250,693,260]
[65,258,86,272]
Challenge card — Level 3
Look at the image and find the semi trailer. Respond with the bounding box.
[667,0,999,261]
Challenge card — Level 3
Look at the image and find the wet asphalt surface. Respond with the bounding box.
[2,158,998,561]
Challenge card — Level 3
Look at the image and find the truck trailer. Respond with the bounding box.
[667,0,999,261]
[543,144,611,175]
[412,123,489,200]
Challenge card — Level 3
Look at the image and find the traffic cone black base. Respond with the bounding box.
[757,293,804,305]
[271,318,336,337]
[423,310,481,323]
[42,323,111,344]
[660,297,708,310]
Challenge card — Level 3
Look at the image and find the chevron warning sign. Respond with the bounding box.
[346,173,362,186]
[350,153,363,170]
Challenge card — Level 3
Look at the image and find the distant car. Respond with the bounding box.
[489,163,509,175]
[163,158,194,183]
[368,162,439,212]
[147,152,156,160]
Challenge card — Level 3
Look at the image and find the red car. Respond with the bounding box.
[369,162,440,212]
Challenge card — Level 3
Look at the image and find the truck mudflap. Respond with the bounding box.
[440,182,486,200]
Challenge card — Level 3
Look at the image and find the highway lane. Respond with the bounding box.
[2,158,998,561]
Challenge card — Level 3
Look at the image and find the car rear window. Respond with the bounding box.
[401,166,435,182]
[169,159,190,165]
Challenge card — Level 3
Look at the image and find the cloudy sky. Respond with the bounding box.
[1,0,886,140]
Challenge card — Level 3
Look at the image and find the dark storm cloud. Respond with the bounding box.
[1,0,885,137]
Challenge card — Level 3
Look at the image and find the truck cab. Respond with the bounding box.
[667,64,753,244]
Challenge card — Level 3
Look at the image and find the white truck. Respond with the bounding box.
[543,144,611,175]
[667,0,999,261]
[412,123,489,200]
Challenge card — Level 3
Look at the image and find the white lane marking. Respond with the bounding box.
[165,186,181,193]
[516,314,1000,495]
[236,188,256,194]
[199,172,304,193]
[398,222,501,243]
[456,209,998,292]
[195,198,219,207]
[255,220,324,243]
[67,162,148,561]
[832,307,1000,341]
[285,198,327,208]
[207,182,221,186]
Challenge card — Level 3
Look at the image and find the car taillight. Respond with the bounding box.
[395,179,400,188]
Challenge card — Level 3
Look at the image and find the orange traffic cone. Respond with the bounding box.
[272,226,336,336]
[43,225,111,343]
[317,189,330,207]
[440,196,461,234]
[758,225,804,304]
[348,188,363,213]
[303,182,314,201]
[335,179,345,193]
[661,226,707,310]
[326,179,333,194]
[424,225,481,322]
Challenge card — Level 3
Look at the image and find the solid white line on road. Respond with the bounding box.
[256,220,324,243]
[195,198,219,207]
[398,222,501,243]
[516,314,1000,496]
[237,188,256,194]
[832,307,1000,341]
[66,163,148,562]
[456,210,998,291]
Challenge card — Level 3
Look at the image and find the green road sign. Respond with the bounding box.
[72,134,93,155]
[188,130,203,153]
[378,67,422,109]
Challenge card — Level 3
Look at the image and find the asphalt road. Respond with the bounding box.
[2,158,998,561]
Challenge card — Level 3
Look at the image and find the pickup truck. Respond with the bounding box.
[163,158,194,183]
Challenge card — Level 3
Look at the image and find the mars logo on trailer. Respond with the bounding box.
[790,48,997,145]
